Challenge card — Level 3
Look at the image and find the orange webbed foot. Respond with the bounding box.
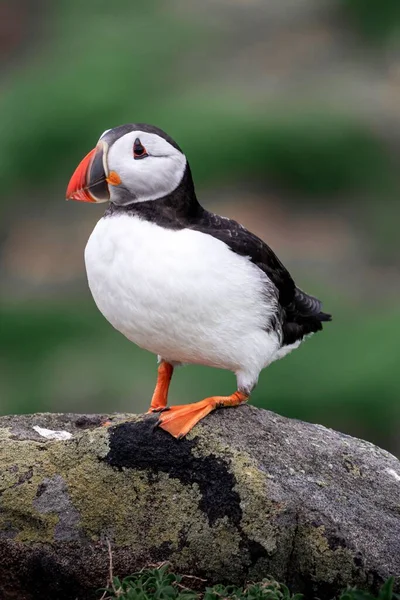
[156,391,248,439]
[156,398,216,438]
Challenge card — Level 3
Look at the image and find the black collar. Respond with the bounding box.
[105,164,205,229]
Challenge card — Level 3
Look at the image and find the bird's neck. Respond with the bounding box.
[105,164,205,229]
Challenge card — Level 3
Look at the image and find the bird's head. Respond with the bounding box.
[66,124,187,206]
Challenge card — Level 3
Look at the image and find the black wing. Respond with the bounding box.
[190,211,331,345]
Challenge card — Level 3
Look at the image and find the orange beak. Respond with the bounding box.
[66,144,110,203]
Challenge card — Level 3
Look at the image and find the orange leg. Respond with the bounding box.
[146,361,174,413]
[156,390,248,439]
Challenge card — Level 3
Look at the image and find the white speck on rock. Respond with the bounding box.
[386,468,400,482]
[32,426,72,441]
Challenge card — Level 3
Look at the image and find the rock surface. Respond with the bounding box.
[0,407,399,600]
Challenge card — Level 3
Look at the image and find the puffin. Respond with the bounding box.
[66,124,331,439]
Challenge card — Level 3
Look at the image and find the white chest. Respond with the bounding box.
[84,214,279,371]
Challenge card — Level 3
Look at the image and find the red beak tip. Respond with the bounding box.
[66,147,97,203]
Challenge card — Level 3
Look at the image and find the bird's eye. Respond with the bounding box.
[133,138,148,160]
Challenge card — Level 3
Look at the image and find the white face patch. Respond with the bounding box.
[106,131,187,204]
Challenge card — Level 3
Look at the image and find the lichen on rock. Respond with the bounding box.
[0,407,399,600]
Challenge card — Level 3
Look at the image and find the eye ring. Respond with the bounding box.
[133,138,148,160]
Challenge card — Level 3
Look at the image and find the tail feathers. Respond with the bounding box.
[293,287,332,322]
[318,311,332,322]
[293,288,322,316]
[282,289,332,346]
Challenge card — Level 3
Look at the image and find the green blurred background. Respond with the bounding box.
[1,0,399,454]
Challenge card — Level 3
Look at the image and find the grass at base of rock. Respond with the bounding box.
[99,564,399,600]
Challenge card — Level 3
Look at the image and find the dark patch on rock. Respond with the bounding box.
[298,577,340,600]
[15,468,33,487]
[0,521,19,540]
[327,531,347,552]
[73,414,107,429]
[354,553,364,567]
[35,481,47,498]
[22,550,83,600]
[149,540,174,562]
[177,526,190,552]
[367,569,387,592]
[241,537,269,563]
[105,419,242,526]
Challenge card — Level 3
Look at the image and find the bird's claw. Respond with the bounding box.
[146,406,171,414]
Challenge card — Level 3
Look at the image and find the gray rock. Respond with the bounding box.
[0,406,399,600]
